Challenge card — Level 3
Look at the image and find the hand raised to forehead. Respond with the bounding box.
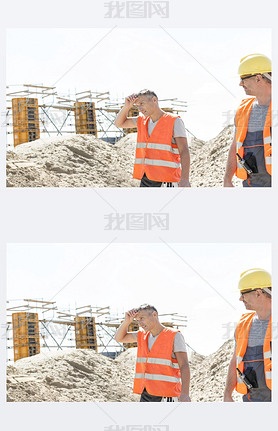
[125,308,138,323]
[124,94,138,109]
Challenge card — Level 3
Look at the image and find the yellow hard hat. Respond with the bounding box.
[238,268,272,292]
[238,54,271,77]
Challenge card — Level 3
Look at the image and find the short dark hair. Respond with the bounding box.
[136,304,158,314]
[136,89,158,99]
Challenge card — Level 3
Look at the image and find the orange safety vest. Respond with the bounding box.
[133,327,181,397]
[133,113,181,182]
[235,97,272,179]
[235,312,272,394]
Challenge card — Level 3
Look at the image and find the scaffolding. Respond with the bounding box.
[6,299,188,362]
[6,84,188,148]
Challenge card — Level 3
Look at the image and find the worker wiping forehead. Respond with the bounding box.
[134,93,158,117]
[114,303,191,402]
[135,308,158,331]
[114,89,191,188]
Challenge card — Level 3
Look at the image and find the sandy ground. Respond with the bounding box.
[7,339,241,402]
[189,126,242,188]
[7,349,139,402]
[6,134,139,188]
[189,340,241,402]
[6,127,241,187]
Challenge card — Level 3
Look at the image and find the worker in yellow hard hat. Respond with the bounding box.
[224,54,272,187]
[224,269,272,402]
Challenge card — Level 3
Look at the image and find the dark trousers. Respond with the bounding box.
[140,174,174,188]
[140,388,174,402]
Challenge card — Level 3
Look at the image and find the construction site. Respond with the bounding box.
[6,298,242,402]
[6,84,242,188]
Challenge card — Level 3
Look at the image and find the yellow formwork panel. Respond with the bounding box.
[75,316,98,352]
[12,98,40,147]
[123,321,139,349]
[12,312,40,361]
[123,107,139,134]
[14,345,40,362]
[74,102,97,137]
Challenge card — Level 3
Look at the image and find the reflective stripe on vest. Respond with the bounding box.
[136,357,180,369]
[136,142,180,154]
[134,158,181,169]
[266,371,272,380]
[134,373,181,383]
[235,312,272,394]
[236,356,243,366]
[133,327,182,397]
[235,97,272,179]
[133,113,182,182]
[264,350,271,360]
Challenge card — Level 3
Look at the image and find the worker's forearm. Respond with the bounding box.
[114,320,130,342]
[224,143,237,184]
[180,363,190,395]
[180,147,190,181]
[115,106,130,128]
[224,358,237,399]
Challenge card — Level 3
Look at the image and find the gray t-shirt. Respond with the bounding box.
[132,116,187,144]
[246,314,269,347]
[247,100,269,132]
[132,330,187,359]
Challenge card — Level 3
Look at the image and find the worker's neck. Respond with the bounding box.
[150,108,165,123]
[256,304,271,320]
[256,88,271,106]
[150,323,165,337]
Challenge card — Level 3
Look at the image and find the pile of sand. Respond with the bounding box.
[7,339,241,402]
[7,349,139,402]
[189,126,242,187]
[6,134,139,188]
[6,127,241,187]
[189,339,241,402]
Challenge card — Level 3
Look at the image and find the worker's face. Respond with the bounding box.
[239,289,261,310]
[135,95,157,117]
[136,310,157,331]
[239,74,261,95]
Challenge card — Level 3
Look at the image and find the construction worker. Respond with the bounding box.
[114,90,190,187]
[115,304,191,402]
[224,269,272,402]
[224,54,272,187]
